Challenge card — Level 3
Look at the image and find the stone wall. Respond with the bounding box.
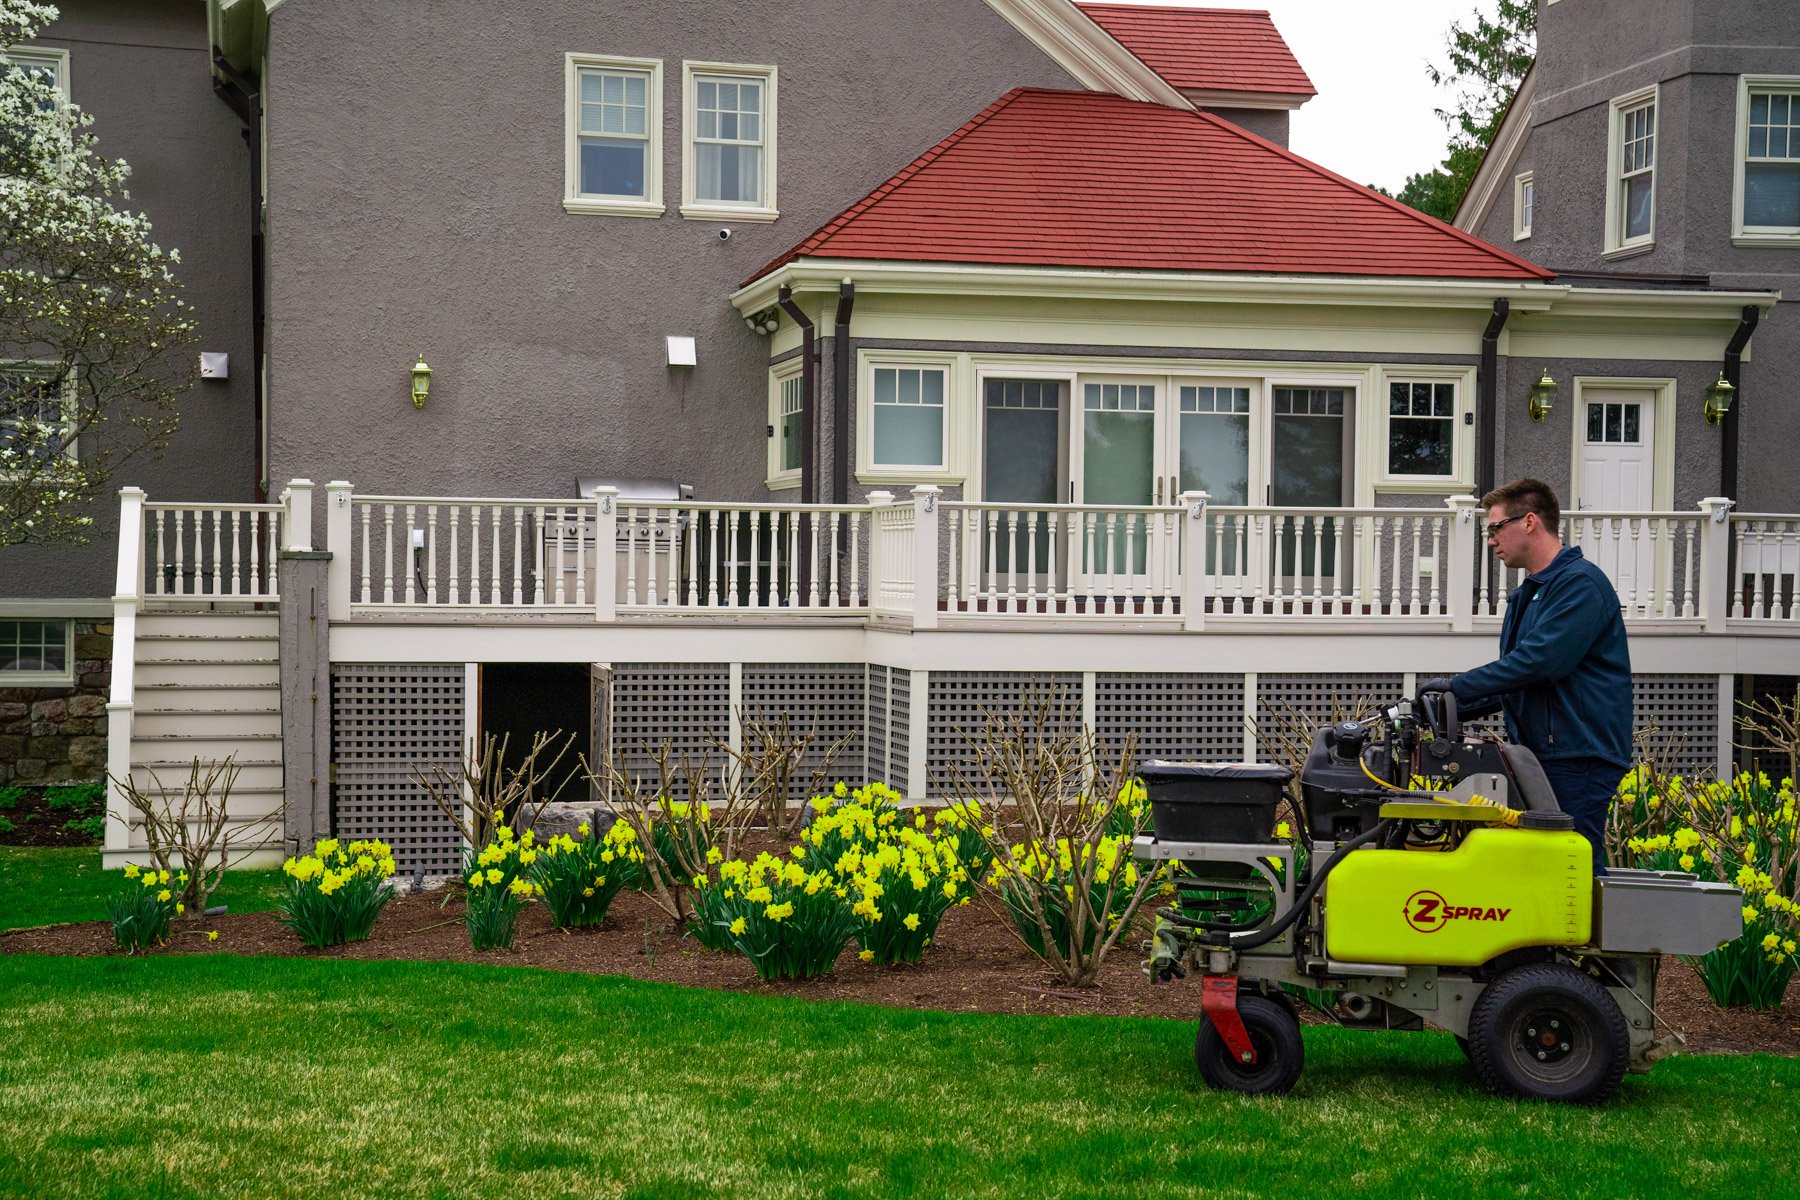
[0,620,111,785]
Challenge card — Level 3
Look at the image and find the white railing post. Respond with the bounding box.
[1699,496,1733,633]
[106,487,147,858]
[1179,491,1209,632]
[1446,495,1478,633]
[911,485,940,630]
[325,481,352,615]
[593,487,619,622]
[283,478,314,552]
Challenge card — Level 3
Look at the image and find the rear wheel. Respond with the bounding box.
[1195,992,1304,1095]
[1467,963,1628,1104]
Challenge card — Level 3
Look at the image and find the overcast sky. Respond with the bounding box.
[1119,0,1509,193]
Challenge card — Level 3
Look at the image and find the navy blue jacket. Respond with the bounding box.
[1449,545,1633,769]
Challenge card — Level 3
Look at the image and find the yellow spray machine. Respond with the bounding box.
[1137,688,1744,1104]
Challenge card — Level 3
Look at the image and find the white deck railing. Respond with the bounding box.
[142,500,283,601]
[115,484,1773,632]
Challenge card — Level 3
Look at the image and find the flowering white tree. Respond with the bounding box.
[1,0,195,546]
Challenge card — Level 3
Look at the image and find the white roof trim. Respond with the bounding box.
[1454,63,1535,233]
[984,0,1192,109]
[1184,88,1310,111]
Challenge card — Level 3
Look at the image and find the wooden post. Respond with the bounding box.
[593,486,619,622]
[1698,496,1733,634]
[1446,494,1478,633]
[324,481,353,617]
[1179,490,1209,632]
[911,485,940,631]
[283,478,314,552]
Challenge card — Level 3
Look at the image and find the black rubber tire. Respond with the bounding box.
[1195,992,1304,1096]
[1454,1035,1472,1061]
[1467,963,1629,1105]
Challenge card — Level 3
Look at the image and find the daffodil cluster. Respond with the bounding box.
[839,823,971,965]
[643,798,714,891]
[275,838,397,949]
[989,834,1143,961]
[703,851,861,980]
[1620,768,1799,1009]
[465,825,547,950]
[530,820,643,929]
[106,864,186,952]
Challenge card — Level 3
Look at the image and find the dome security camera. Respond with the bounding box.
[717,227,734,241]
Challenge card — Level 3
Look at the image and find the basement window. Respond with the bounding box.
[0,619,72,685]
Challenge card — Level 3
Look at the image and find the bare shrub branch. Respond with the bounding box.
[109,755,278,908]
[412,730,580,853]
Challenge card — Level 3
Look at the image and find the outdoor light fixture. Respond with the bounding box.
[1527,370,1557,422]
[1703,372,1736,426]
[410,355,432,409]
[742,305,781,336]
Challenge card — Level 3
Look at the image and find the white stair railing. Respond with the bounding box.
[143,499,283,601]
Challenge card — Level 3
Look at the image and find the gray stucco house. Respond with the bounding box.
[5,0,1798,871]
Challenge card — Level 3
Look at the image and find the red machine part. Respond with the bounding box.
[1201,974,1258,1065]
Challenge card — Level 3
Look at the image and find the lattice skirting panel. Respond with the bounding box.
[888,669,911,795]
[1254,673,1406,762]
[925,672,1083,797]
[331,664,466,876]
[1096,673,1246,768]
[1633,674,1719,778]
[608,663,731,798]
[741,664,866,802]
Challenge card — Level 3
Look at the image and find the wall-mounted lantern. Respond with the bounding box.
[410,355,432,409]
[1703,372,1736,426]
[1527,370,1557,423]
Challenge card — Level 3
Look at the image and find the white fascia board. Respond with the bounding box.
[1183,89,1311,111]
[1547,286,1781,321]
[734,259,1570,315]
[984,0,1191,109]
[1455,63,1535,233]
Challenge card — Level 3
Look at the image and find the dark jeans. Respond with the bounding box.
[1539,756,1625,875]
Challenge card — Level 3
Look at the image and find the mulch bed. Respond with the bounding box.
[5,885,1798,1056]
[0,786,102,848]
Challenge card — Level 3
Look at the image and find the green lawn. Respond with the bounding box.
[0,847,286,931]
[0,955,1791,1200]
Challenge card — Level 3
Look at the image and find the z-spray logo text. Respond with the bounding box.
[1403,890,1513,933]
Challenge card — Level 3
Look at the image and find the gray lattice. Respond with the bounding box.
[889,669,911,796]
[1634,674,1719,779]
[1254,673,1404,762]
[1096,674,1246,768]
[608,663,731,796]
[925,672,1083,797]
[866,666,891,784]
[742,664,867,801]
[332,664,466,876]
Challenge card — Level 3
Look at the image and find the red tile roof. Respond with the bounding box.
[1074,3,1315,98]
[747,89,1553,285]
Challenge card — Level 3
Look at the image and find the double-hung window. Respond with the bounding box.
[869,364,947,472]
[1514,172,1534,240]
[3,45,69,170]
[0,365,76,472]
[682,62,777,220]
[767,365,803,487]
[564,54,662,216]
[1735,77,1800,242]
[1606,87,1657,253]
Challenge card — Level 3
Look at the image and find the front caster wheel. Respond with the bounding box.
[1467,963,1629,1105]
[1195,992,1304,1095]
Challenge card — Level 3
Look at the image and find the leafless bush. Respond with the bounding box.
[109,755,276,908]
[1737,683,1800,787]
[943,703,1156,987]
[722,712,853,837]
[413,730,581,852]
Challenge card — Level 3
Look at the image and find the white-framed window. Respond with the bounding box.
[1733,75,1800,244]
[681,61,777,222]
[766,363,803,488]
[564,53,662,217]
[0,364,77,475]
[1513,171,1534,240]
[858,353,958,482]
[0,618,72,685]
[3,45,70,171]
[1371,367,1473,490]
[1605,86,1657,255]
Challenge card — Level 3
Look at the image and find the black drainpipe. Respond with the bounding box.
[833,281,855,506]
[1720,303,1761,503]
[1477,298,1510,499]
[211,50,267,502]
[777,286,818,504]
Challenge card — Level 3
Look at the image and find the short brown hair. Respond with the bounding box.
[1482,477,1560,533]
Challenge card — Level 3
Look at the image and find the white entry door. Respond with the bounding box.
[1575,389,1655,605]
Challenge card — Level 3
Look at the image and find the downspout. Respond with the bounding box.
[777,285,818,504]
[211,50,267,502]
[1720,303,1761,503]
[833,280,855,506]
[1477,299,1510,498]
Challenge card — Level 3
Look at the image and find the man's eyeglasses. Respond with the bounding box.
[1484,513,1530,537]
